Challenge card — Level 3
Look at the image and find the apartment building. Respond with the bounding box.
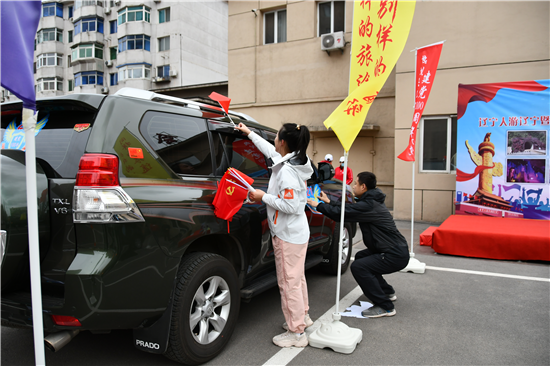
[228,1,549,221]
[1,0,228,103]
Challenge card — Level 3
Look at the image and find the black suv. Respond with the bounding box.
[1,88,355,364]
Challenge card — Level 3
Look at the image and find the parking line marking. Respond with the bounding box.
[350,257,549,283]
[425,265,550,282]
[262,286,364,366]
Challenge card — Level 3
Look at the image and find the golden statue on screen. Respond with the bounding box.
[465,133,510,210]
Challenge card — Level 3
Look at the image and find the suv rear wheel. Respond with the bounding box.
[321,223,352,275]
[165,252,240,365]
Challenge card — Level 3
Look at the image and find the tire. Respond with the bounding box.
[321,223,352,275]
[164,252,240,365]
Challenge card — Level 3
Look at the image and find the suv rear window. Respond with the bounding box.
[140,111,214,176]
[1,104,97,178]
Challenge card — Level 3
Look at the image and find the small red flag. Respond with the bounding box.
[209,92,231,114]
[213,168,254,222]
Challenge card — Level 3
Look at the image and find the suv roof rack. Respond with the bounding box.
[114,87,257,123]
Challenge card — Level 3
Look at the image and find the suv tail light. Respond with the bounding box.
[73,154,145,223]
[76,154,119,187]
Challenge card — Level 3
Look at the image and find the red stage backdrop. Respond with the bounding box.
[455,80,550,220]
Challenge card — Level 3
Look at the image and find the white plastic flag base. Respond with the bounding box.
[400,256,426,274]
[308,313,362,354]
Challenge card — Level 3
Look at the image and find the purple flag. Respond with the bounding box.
[1,1,42,111]
[502,184,521,192]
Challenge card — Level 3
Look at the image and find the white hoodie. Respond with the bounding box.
[248,131,314,245]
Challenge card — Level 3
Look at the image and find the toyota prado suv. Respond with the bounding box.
[1,88,355,364]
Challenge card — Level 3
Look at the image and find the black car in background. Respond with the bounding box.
[1,88,355,364]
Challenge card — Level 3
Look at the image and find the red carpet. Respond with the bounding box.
[420,226,437,246]
[432,215,550,261]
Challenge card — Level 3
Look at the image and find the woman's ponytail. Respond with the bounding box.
[279,123,310,165]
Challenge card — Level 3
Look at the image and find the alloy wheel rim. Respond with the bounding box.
[341,227,350,264]
[189,275,231,344]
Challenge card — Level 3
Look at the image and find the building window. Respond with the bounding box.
[71,43,104,61]
[37,53,63,68]
[74,17,104,35]
[420,116,458,172]
[74,71,104,86]
[318,1,345,36]
[110,20,118,34]
[37,28,63,44]
[74,1,105,11]
[68,79,74,92]
[110,73,118,86]
[68,55,71,64]
[118,35,151,52]
[68,6,73,18]
[158,36,170,51]
[117,64,151,81]
[37,77,63,92]
[110,47,117,60]
[68,30,73,43]
[117,6,151,26]
[157,65,170,78]
[42,3,63,18]
[264,9,286,44]
[159,8,170,23]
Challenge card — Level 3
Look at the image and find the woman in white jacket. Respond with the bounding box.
[235,122,313,348]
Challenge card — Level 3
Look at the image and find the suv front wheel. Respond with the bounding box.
[321,223,353,275]
[165,252,240,365]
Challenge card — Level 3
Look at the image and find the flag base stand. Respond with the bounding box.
[400,253,426,274]
[308,313,362,354]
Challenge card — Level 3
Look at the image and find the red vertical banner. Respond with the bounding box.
[397,41,444,161]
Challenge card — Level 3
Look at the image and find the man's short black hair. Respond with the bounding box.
[357,171,377,190]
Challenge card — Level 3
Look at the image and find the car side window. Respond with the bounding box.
[217,131,269,178]
[263,131,276,146]
[140,111,213,176]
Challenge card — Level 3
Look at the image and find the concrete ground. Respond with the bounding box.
[2,220,549,365]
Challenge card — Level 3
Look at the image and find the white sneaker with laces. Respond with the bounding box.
[282,313,314,331]
[272,330,308,348]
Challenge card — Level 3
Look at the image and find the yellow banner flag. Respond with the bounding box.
[324,1,416,152]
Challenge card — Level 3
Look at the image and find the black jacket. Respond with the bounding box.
[317,188,408,254]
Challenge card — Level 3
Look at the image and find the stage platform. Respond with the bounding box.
[432,215,550,261]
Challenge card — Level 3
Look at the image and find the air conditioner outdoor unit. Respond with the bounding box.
[105,60,113,67]
[321,31,345,52]
[104,8,111,14]
[169,69,177,77]
[154,0,161,3]
[69,17,74,22]
[114,0,121,5]
[151,77,158,83]
[101,87,109,94]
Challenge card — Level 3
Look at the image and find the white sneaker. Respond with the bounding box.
[282,313,314,331]
[272,330,308,348]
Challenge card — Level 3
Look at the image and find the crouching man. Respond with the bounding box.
[307,171,409,318]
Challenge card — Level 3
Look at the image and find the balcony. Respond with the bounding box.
[73,31,105,46]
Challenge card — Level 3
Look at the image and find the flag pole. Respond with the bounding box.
[410,160,415,257]
[309,149,362,354]
[23,108,47,366]
[334,150,348,314]
[400,47,426,274]
[410,46,417,258]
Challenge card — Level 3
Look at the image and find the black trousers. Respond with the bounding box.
[350,246,409,311]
